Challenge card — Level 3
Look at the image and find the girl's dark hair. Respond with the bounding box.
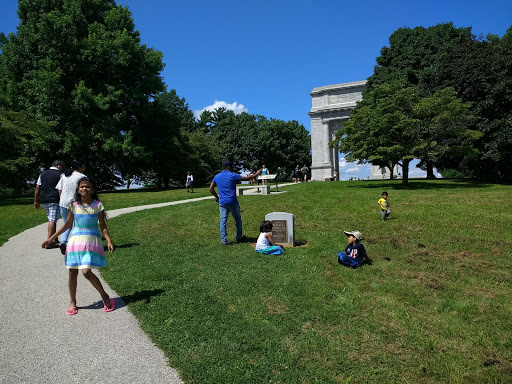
[74,177,99,202]
[260,220,273,233]
[73,177,108,219]
[64,158,85,177]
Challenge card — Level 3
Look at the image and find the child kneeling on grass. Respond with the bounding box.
[337,230,372,268]
[255,220,284,255]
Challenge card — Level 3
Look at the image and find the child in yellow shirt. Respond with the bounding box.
[378,191,391,221]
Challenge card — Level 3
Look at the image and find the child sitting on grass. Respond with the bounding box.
[255,220,284,255]
[337,230,371,268]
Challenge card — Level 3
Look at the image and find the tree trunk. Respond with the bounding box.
[126,178,131,189]
[388,162,395,180]
[402,159,410,185]
[426,161,436,179]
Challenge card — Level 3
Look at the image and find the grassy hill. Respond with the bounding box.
[95,180,511,383]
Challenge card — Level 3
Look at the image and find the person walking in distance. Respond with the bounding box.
[34,160,65,249]
[56,158,86,255]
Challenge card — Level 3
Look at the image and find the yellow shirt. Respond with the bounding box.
[378,198,389,210]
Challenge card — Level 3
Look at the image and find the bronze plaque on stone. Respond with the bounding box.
[271,220,287,243]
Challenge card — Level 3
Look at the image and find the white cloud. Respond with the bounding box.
[194,100,248,120]
[338,157,370,180]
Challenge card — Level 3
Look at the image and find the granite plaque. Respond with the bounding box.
[265,212,295,247]
[270,220,287,243]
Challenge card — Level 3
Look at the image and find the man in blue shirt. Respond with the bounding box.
[209,161,262,244]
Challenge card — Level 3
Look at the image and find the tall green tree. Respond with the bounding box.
[412,87,480,176]
[369,23,473,92]
[0,0,165,188]
[436,27,512,181]
[207,109,311,179]
[336,82,420,184]
[366,23,474,177]
[0,110,50,195]
[335,81,476,185]
[140,90,221,188]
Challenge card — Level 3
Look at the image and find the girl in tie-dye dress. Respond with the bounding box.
[42,177,115,316]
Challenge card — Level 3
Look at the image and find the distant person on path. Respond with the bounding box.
[261,164,269,185]
[301,164,309,182]
[255,220,284,255]
[56,159,86,255]
[42,177,115,315]
[293,165,301,183]
[209,161,262,244]
[337,230,371,268]
[248,170,255,186]
[186,171,194,193]
[378,191,391,221]
[34,160,65,249]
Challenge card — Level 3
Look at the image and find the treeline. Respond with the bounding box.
[336,23,512,184]
[0,0,310,195]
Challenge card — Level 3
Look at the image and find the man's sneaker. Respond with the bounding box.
[59,243,67,255]
[46,241,59,249]
[237,236,248,243]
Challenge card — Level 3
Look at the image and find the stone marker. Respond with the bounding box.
[265,212,295,247]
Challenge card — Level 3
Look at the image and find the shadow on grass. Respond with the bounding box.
[112,243,140,249]
[0,195,34,207]
[121,289,166,305]
[83,290,166,311]
[348,179,495,190]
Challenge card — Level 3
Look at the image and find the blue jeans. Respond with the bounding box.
[60,207,72,244]
[219,204,242,243]
[337,252,363,268]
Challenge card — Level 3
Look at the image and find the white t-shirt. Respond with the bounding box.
[56,172,86,208]
[255,232,270,251]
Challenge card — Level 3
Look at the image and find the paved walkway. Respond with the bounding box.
[0,185,295,383]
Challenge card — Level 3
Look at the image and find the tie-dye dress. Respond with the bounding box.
[65,200,107,269]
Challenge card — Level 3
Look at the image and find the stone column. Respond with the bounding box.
[333,143,339,180]
[323,121,331,165]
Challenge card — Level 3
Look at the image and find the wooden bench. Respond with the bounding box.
[236,185,271,196]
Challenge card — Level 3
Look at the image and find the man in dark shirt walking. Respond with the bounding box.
[34,160,64,249]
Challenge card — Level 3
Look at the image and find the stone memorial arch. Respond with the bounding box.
[309,80,399,181]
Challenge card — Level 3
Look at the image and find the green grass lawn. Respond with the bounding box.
[0,186,211,245]
[98,180,511,383]
[3,180,511,382]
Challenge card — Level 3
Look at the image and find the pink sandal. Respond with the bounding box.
[66,306,78,316]
[104,298,115,312]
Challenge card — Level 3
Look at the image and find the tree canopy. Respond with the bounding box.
[0,0,165,188]
[335,80,478,184]
[336,23,508,183]
[0,0,310,193]
[435,27,512,181]
[203,108,311,180]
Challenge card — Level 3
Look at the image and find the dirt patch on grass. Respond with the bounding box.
[403,271,445,290]
[411,250,430,257]
[264,297,289,315]
[389,238,403,249]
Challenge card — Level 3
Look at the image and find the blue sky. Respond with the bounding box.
[1,0,511,180]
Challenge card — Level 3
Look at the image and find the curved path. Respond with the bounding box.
[0,184,295,383]
[0,197,216,383]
